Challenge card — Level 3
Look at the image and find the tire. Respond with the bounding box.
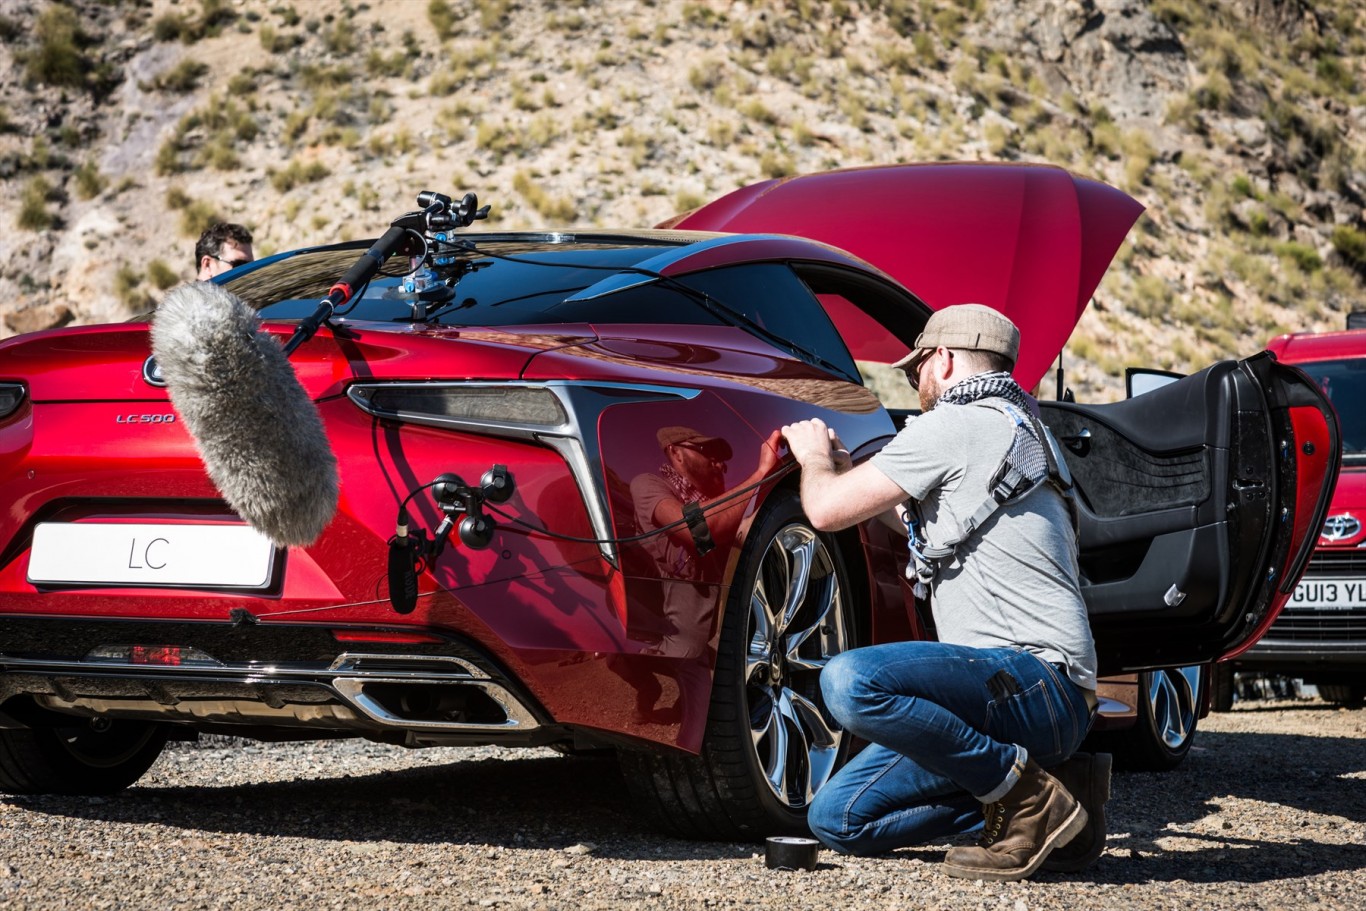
[619,491,856,839]
[1316,683,1366,707]
[1210,662,1235,713]
[0,708,170,795]
[1089,665,1202,772]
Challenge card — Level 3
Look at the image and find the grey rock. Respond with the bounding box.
[974,0,1189,121]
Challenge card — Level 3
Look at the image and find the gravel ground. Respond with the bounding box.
[2,699,1364,910]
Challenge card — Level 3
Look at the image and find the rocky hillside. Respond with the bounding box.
[2,0,1364,401]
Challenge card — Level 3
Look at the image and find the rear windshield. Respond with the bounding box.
[1296,359,1366,463]
[222,240,860,381]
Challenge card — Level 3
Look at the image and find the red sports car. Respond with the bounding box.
[0,164,1339,838]
[1211,315,1366,707]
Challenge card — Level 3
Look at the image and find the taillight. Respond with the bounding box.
[0,383,25,419]
[348,383,568,431]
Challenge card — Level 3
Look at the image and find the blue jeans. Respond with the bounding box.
[808,642,1094,856]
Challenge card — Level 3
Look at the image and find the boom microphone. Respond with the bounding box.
[151,282,339,547]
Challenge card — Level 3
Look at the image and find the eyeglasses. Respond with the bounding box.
[906,349,948,391]
[209,253,252,269]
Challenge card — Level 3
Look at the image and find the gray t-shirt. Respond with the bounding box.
[871,400,1098,691]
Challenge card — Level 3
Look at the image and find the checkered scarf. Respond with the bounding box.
[934,371,1037,416]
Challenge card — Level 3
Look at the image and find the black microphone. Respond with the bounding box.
[387,513,421,614]
[151,282,339,548]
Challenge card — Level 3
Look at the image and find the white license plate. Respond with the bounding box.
[1287,577,1366,611]
[28,522,277,589]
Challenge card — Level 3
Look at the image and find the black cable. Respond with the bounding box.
[332,276,373,318]
[395,476,455,526]
[480,461,797,546]
[384,227,822,546]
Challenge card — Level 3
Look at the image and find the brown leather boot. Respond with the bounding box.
[1042,751,1112,872]
[941,758,1087,882]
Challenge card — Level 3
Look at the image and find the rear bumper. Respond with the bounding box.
[1232,640,1366,671]
[0,618,556,747]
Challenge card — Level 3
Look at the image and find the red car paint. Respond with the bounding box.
[1224,324,1366,690]
[0,165,1339,833]
[669,162,1144,386]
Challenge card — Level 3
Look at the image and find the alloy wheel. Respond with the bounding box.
[743,522,849,809]
[1146,666,1201,751]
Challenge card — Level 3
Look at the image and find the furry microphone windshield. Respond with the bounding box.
[152,282,339,548]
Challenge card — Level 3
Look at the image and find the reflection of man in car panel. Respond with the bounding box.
[632,425,782,601]
[626,426,780,732]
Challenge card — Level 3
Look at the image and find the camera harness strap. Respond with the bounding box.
[904,400,1076,599]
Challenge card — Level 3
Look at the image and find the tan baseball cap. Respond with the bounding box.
[892,303,1020,373]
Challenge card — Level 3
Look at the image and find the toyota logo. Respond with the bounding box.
[1321,514,1361,542]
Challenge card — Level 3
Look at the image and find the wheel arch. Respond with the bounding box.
[618,484,863,837]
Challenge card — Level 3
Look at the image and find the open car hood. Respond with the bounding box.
[667,163,1145,389]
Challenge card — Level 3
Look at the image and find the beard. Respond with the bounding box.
[918,372,944,412]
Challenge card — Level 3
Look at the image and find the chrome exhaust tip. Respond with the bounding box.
[329,654,539,733]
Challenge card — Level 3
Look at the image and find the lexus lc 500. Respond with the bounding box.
[0,163,1339,837]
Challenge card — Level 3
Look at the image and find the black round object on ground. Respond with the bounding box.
[765,836,820,871]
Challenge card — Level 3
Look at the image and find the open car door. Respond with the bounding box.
[1039,352,1340,676]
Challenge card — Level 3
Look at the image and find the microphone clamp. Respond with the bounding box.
[427,465,515,554]
[387,465,515,614]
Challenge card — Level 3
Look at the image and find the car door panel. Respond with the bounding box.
[1040,353,1339,675]
[1078,505,1199,550]
[1081,523,1233,624]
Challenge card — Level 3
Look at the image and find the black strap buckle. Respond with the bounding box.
[682,502,715,556]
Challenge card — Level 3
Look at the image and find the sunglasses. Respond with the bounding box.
[906,349,948,391]
[674,441,729,461]
[209,253,252,269]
